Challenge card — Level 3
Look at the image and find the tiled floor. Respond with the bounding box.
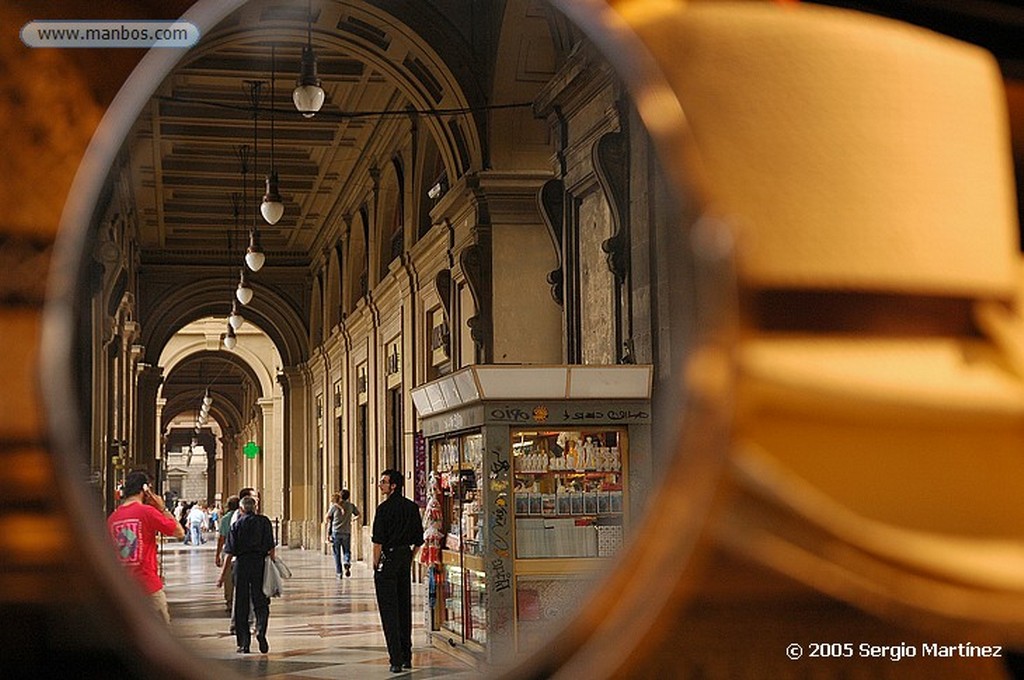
[162,534,481,679]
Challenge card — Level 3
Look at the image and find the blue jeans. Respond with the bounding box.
[332,531,352,574]
[189,523,204,545]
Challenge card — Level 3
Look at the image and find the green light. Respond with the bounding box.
[243,441,260,459]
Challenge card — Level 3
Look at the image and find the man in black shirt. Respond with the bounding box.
[217,495,275,654]
[372,469,424,673]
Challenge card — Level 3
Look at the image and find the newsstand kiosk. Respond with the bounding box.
[411,364,653,665]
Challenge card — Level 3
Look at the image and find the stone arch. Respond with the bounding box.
[158,328,279,402]
[377,156,404,281]
[310,273,324,347]
[325,247,342,330]
[139,276,307,367]
[489,1,561,170]
[346,209,369,312]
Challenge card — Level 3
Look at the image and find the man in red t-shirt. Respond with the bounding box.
[107,470,185,623]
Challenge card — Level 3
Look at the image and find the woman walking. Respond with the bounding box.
[325,490,359,578]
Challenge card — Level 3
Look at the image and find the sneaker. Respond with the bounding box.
[257,633,269,654]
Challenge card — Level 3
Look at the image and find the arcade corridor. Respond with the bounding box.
[162,540,478,678]
[5,0,1024,678]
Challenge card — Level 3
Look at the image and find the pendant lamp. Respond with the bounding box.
[236,268,253,305]
[262,46,284,225]
[224,324,238,350]
[245,228,265,272]
[228,300,244,330]
[293,2,324,117]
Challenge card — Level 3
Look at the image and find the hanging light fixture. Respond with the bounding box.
[293,0,324,117]
[236,268,253,305]
[224,323,238,350]
[261,45,284,226]
[245,229,265,271]
[203,390,213,407]
[228,299,244,330]
[261,174,284,226]
[245,80,267,272]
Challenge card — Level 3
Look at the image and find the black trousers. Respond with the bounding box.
[233,555,269,649]
[374,548,413,666]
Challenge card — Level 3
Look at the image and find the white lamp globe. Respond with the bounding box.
[236,282,253,305]
[245,249,266,272]
[293,84,324,117]
[260,199,284,225]
[261,173,284,226]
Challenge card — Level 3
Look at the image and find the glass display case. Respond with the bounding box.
[512,428,626,560]
[434,433,487,647]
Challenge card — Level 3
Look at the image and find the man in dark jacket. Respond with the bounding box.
[217,494,275,654]
[372,469,424,673]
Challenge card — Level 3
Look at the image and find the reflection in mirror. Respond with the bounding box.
[38,0,716,676]
[19,0,1024,678]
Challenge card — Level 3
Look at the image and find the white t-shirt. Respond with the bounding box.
[187,506,206,526]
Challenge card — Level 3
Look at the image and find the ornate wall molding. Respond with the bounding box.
[460,240,492,361]
[538,178,566,305]
[594,130,629,283]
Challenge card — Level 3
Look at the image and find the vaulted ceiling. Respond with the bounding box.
[112,0,1023,432]
[120,0,1024,272]
[127,0,496,268]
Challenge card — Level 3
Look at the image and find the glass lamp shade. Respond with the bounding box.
[200,406,209,418]
[260,199,284,225]
[236,269,253,305]
[294,46,324,117]
[293,84,324,117]
[261,174,284,225]
[245,248,266,272]
[224,333,237,350]
[202,394,213,407]
[236,284,253,305]
[228,309,244,330]
[246,228,265,272]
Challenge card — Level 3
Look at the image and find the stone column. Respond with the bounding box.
[258,397,282,522]
[278,366,309,547]
[134,363,163,475]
